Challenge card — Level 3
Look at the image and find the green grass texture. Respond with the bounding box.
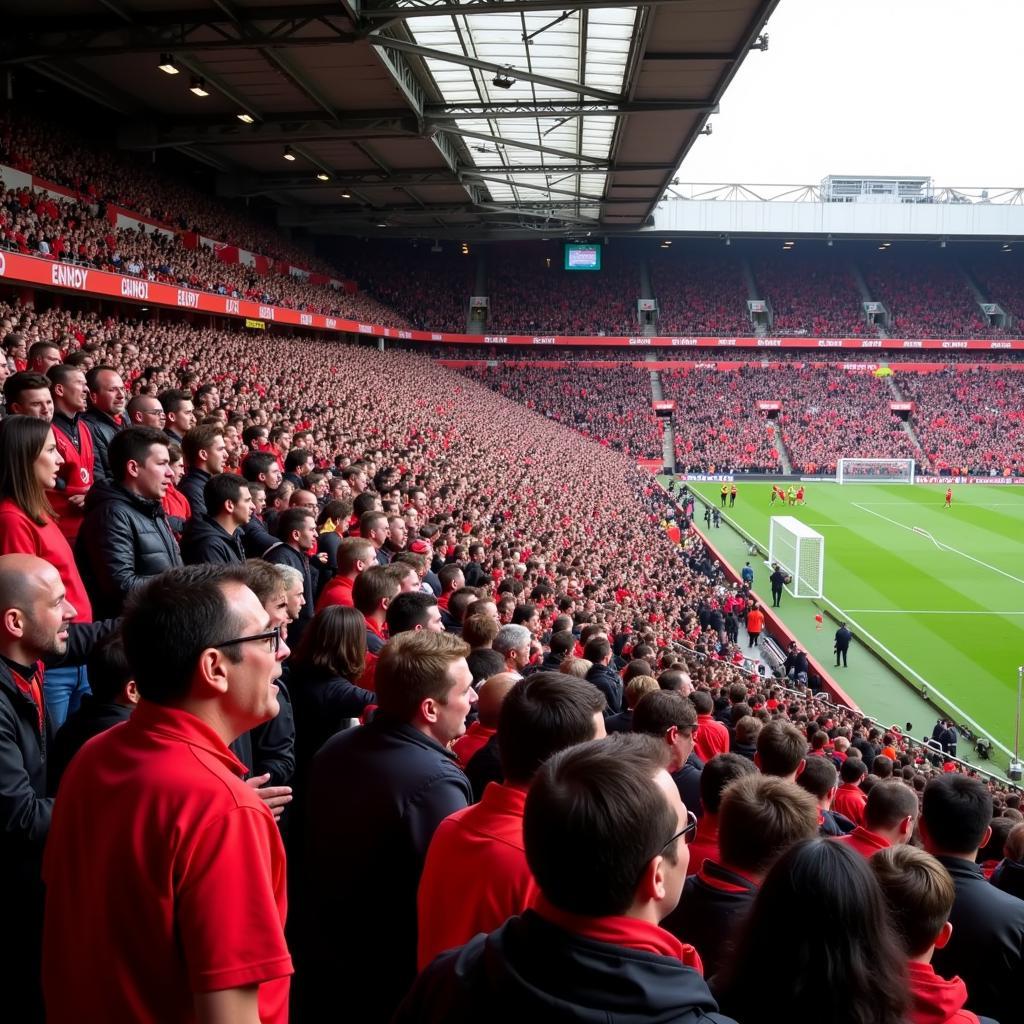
[691,482,1024,757]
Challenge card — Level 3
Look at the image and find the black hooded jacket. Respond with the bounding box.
[395,911,738,1024]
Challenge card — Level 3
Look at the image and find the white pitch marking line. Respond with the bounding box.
[845,609,1024,615]
[851,503,1024,588]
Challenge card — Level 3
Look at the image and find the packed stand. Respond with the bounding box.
[752,251,872,337]
[1,290,1022,1024]
[968,252,1024,326]
[897,367,1024,475]
[661,366,784,472]
[862,252,1000,339]
[651,250,753,337]
[484,245,639,335]
[776,366,922,474]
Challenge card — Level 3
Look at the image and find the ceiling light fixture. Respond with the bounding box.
[189,77,209,97]
[340,191,352,199]
[237,112,255,124]
[283,146,296,162]
[316,172,329,181]
[491,69,516,90]
[158,55,179,75]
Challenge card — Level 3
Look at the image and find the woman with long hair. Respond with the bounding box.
[713,837,910,1024]
[0,415,94,725]
[289,605,375,777]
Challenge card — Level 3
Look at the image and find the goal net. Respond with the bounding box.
[836,458,916,484]
[768,516,824,599]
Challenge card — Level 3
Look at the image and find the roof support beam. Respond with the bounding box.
[434,125,605,165]
[462,172,604,202]
[360,0,702,21]
[368,34,622,102]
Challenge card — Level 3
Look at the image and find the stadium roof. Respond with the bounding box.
[1,0,778,238]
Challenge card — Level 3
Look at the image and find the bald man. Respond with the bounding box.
[452,671,518,769]
[0,554,115,1021]
[417,671,607,968]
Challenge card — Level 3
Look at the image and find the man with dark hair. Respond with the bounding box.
[436,562,465,610]
[583,634,622,713]
[462,541,488,588]
[832,757,869,826]
[796,754,856,835]
[633,689,703,818]
[43,565,292,1024]
[283,448,312,489]
[178,423,227,519]
[528,628,575,675]
[442,585,480,636]
[158,388,196,445]
[360,509,391,566]
[835,780,918,857]
[3,371,54,420]
[302,631,475,1022]
[26,341,61,374]
[386,591,443,635]
[397,733,736,1024]
[922,775,1024,1024]
[0,554,113,1021]
[684,752,758,877]
[418,672,607,968]
[661,775,819,977]
[691,688,730,764]
[46,363,95,543]
[755,719,807,781]
[264,508,317,646]
[242,450,284,492]
[51,632,137,787]
[83,365,126,484]
[76,427,182,618]
[179,473,252,566]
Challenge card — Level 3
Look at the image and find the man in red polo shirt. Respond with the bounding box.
[419,671,607,968]
[42,564,293,1024]
[834,780,918,858]
[832,757,869,826]
[315,536,375,611]
[691,689,729,764]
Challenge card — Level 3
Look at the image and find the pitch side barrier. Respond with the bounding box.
[773,684,1020,791]
[7,242,1024,351]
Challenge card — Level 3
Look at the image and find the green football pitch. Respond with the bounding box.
[690,482,1024,758]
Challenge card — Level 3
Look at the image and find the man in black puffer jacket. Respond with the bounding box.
[76,427,182,618]
[82,365,127,484]
[179,473,250,566]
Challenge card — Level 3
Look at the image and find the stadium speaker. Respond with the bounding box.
[1010,760,1023,782]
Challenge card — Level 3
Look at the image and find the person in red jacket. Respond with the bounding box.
[834,780,918,858]
[832,757,869,827]
[418,671,607,968]
[46,363,95,543]
[691,689,730,764]
[0,415,96,728]
[872,845,995,1024]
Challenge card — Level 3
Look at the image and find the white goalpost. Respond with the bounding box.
[836,457,916,485]
[768,516,824,599]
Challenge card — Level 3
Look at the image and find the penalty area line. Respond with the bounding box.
[852,503,1024,588]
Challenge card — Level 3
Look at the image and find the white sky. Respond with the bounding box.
[676,0,1024,186]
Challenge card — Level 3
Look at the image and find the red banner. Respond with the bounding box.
[756,401,782,411]
[4,247,1024,350]
[214,243,239,265]
[652,400,677,412]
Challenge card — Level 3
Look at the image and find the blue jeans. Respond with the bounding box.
[43,665,90,730]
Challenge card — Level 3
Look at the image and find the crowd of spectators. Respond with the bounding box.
[1,284,1022,1023]
[897,368,1024,475]
[862,252,1001,339]
[752,251,872,337]
[651,250,753,337]
[968,253,1024,326]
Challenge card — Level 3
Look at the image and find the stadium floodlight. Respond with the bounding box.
[492,69,516,90]
[768,516,824,599]
[836,458,915,485]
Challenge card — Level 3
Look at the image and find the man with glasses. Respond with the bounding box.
[397,733,735,1023]
[126,394,167,429]
[43,564,293,1024]
[633,688,705,820]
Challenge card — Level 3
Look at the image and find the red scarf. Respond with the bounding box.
[535,896,704,974]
